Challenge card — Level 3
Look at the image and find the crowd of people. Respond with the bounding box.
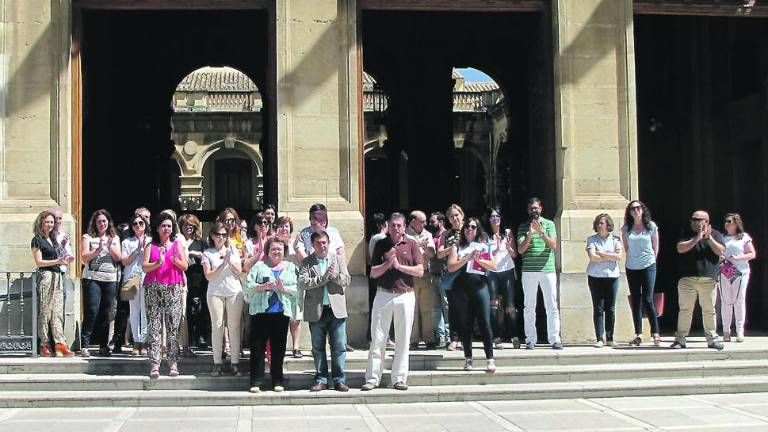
[29,197,756,392]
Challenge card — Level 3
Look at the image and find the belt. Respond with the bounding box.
[377,286,414,294]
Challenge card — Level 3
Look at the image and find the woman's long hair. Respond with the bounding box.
[150,212,180,246]
[178,213,202,240]
[86,209,117,238]
[485,205,509,239]
[624,200,652,231]
[33,210,58,245]
[724,213,745,240]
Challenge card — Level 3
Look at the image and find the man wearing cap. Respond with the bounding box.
[672,210,725,350]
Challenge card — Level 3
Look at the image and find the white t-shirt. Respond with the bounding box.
[121,236,151,282]
[368,232,387,261]
[201,247,243,297]
[487,237,515,273]
[723,233,753,274]
[298,225,345,255]
[81,234,120,282]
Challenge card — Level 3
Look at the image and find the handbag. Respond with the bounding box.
[719,260,742,284]
[119,274,142,301]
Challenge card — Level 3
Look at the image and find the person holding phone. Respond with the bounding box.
[517,197,561,350]
[672,210,725,350]
[202,222,244,377]
[244,237,300,393]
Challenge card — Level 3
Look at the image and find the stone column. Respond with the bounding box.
[276,0,367,347]
[552,0,639,342]
[0,1,79,345]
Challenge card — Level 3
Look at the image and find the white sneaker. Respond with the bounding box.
[463,358,473,371]
[486,359,496,374]
[594,340,604,348]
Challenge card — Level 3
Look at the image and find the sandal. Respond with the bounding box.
[292,349,304,359]
[169,363,179,377]
[149,363,160,379]
[653,335,662,346]
[231,364,243,377]
[211,364,222,377]
[447,341,458,351]
[629,336,642,347]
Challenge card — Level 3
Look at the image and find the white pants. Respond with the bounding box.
[720,273,750,337]
[522,272,561,344]
[128,284,147,344]
[208,292,244,365]
[366,288,415,386]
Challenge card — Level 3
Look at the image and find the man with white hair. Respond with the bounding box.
[406,210,437,349]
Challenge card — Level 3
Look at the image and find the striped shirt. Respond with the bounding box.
[517,217,557,273]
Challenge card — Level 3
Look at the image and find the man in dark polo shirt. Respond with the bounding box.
[672,210,725,350]
[362,212,423,391]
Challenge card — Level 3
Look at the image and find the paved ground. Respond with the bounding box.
[1,392,768,431]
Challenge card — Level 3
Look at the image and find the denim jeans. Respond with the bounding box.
[453,274,494,360]
[626,264,659,335]
[430,274,448,343]
[587,276,619,342]
[487,269,518,341]
[81,278,117,348]
[309,305,347,385]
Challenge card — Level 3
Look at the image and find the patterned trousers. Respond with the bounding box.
[37,271,65,346]
[144,282,183,364]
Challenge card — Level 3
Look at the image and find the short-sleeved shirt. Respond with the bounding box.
[517,217,557,273]
[81,234,119,282]
[586,234,623,278]
[371,235,423,293]
[487,234,515,273]
[31,235,62,273]
[678,228,725,279]
[621,222,658,270]
[298,225,345,255]
[201,247,243,297]
[723,233,753,275]
[406,227,435,273]
[121,236,151,282]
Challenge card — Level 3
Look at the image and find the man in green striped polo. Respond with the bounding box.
[517,197,562,350]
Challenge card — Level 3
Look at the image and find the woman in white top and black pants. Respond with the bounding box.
[485,207,520,349]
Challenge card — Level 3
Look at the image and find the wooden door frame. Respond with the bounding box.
[71,0,276,274]
[354,0,548,215]
[633,1,768,17]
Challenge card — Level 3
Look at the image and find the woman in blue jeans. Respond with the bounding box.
[621,200,661,346]
[80,209,121,357]
[586,214,623,347]
[447,217,497,373]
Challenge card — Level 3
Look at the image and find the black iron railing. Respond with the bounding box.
[0,271,37,357]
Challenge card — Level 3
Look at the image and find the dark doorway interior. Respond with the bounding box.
[634,15,768,331]
[80,9,271,224]
[362,10,555,225]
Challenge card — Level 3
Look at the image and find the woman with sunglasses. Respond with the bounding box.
[244,212,270,273]
[621,200,661,346]
[438,203,465,351]
[217,208,245,260]
[120,213,151,356]
[142,212,189,378]
[80,209,122,357]
[720,213,756,342]
[485,207,520,349]
[447,217,497,373]
[179,213,210,354]
[203,222,244,376]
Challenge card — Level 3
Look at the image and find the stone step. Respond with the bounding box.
[1,359,766,392]
[2,344,765,375]
[2,375,768,408]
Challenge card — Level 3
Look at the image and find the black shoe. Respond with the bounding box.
[425,342,438,350]
[345,343,354,352]
[409,343,419,350]
[708,341,724,351]
[670,340,687,349]
[97,346,112,357]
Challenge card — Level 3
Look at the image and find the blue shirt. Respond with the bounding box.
[266,269,284,313]
[621,222,658,270]
[586,234,622,278]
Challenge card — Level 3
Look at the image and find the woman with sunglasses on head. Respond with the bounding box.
[80,209,122,357]
[179,213,210,354]
[120,213,151,356]
[142,212,188,378]
[720,213,756,342]
[485,207,520,349]
[31,210,75,357]
[438,203,465,351]
[621,200,661,346]
[203,222,244,376]
[447,217,498,373]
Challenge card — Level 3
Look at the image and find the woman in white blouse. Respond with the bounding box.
[720,213,757,342]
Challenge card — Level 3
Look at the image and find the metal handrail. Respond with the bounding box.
[0,270,38,357]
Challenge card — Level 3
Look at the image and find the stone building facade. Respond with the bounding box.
[2,0,767,347]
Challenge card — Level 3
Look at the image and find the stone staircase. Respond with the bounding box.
[1,337,767,407]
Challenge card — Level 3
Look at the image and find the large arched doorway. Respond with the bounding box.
[77,6,274,226]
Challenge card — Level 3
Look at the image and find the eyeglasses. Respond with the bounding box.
[131,221,145,227]
[489,215,500,221]
[691,217,707,222]
[184,224,196,229]
[224,218,235,224]
[213,233,227,238]
[465,225,478,230]
[160,225,173,230]
[630,206,642,211]
[596,221,607,226]
[257,221,269,226]
[725,219,735,224]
